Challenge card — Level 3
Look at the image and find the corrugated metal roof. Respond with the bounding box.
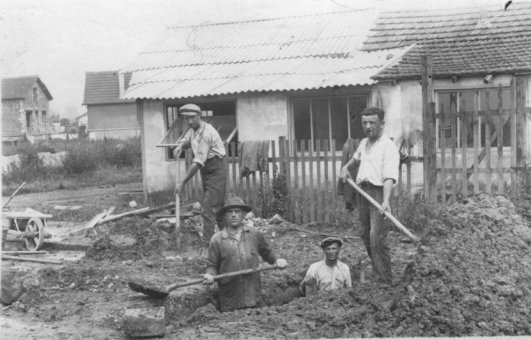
[2,76,53,100]
[363,2,531,79]
[121,9,410,99]
[83,71,134,105]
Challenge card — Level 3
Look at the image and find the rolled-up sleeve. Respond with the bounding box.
[257,232,277,265]
[382,141,400,183]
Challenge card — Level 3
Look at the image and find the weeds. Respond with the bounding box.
[2,137,142,194]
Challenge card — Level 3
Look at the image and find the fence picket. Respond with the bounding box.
[473,107,480,193]
[316,140,322,222]
[323,139,329,222]
[301,140,307,224]
[485,92,492,194]
[451,107,457,203]
[308,139,315,222]
[461,113,468,199]
[497,86,504,194]
[331,139,337,223]
[510,79,517,195]
[440,110,447,205]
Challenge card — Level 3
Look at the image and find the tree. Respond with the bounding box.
[60,118,70,127]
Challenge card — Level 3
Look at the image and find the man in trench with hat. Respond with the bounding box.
[202,194,288,312]
[299,237,352,296]
[173,103,227,254]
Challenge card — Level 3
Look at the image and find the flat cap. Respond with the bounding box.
[320,236,343,248]
[178,103,201,116]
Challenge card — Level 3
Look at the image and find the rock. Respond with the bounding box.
[122,307,166,338]
[129,201,138,208]
[1,270,26,305]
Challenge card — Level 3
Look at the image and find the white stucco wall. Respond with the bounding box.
[140,100,187,195]
[237,93,288,142]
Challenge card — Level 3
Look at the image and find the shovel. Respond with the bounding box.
[345,178,420,243]
[128,264,279,298]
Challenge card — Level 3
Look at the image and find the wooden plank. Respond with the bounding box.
[407,153,412,196]
[429,102,437,202]
[2,255,62,265]
[451,103,457,203]
[331,139,337,223]
[421,55,433,200]
[292,140,300,224]
[497,85,504,194]
[485,92,492,194]
[231,142,237,196]
[510,79,517,195]
[323,139,329,222]
[316,139,323,222]
[271,140,276,193]
[308,139,315,222]
[473,103,480,193]
[300,140,307,224]
[461,113,468,199]
[439,110,446,205]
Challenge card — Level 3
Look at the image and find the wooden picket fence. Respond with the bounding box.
[422,77,529,205]
[184,137,416,223]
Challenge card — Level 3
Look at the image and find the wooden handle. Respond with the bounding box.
[345,178,420,243]
[2,181,26,208]
[165,264,278,292]
[175,193,180,229]
[2,255,62,264]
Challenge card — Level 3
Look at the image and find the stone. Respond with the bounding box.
[122,307,166,338]
[165,284,214,321]
[1,270,26,305]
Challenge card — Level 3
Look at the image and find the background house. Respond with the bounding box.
[120,9,410,196]
[363,2,531,195]
[83,71,139,140]
[1,76,54,144]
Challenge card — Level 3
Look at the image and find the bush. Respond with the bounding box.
[3,149,50,184]
[62,141,99,174]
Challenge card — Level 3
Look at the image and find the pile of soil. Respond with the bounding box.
[176,194,531,338]
[84,217,202,261]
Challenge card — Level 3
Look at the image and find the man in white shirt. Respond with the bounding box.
[299,237,352,296]
[339,107,399,283]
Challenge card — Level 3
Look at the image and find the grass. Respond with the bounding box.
[2,137,142,195]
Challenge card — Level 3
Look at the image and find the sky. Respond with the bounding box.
[1,0,511,119]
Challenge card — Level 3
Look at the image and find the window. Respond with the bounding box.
[436,88,513,148]
[41,110,47,123]
[26,111,32,130]
[33,88,38,103]
[159,101,237,160]
[292,95,367,151]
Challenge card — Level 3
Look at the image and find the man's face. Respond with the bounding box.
[361,114,383,140]
[323,243,340,262]
[186,114,201,130]
[225,208,245,228]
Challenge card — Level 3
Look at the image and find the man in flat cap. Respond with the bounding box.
[203,194,288,312]
[299,237,352,296]
[173,104,227,254]
[340,107,399,283]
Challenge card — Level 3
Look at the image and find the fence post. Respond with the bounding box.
[421,55,434,202]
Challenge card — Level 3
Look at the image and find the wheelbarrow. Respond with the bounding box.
[2,208,52,251]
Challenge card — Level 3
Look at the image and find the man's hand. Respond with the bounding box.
[172,147,182,159]
[174,181,184,197]
[203,273,214,285]
[339,166,351,183]
[380,200,391,215]
[275,258,288,269]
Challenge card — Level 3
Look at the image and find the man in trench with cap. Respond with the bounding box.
[299,237,352,296]
[173,103,227,255]
[339,106,399,283]
[202,194,288,312]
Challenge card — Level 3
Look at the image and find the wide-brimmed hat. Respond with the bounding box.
[178,103,201,117]
[320,236,343,248]
[217,194,252,219]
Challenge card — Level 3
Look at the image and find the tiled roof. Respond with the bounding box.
[83,71,133,105]
[363,2,531,79]
[121,10,410,100]
[1,76,53,100]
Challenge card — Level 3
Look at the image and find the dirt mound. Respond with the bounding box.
[84,217,202,261]
[177,194,531,338]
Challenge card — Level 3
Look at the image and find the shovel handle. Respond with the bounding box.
[345,178,420,243]
[165,264,278,292]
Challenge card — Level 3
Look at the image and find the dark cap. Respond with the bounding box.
[178,103,201,116]
[217,193,252,219]
[320,237,343,248]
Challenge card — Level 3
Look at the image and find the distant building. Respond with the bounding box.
[1,75,54,144]
[83,71,139,140]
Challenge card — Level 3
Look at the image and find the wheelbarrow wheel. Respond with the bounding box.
[24,217,44,251]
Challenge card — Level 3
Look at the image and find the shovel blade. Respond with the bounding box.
[128,281,169,298]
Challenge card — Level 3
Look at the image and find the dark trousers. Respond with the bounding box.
[358,183,392,282]
[200,157,227,244]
